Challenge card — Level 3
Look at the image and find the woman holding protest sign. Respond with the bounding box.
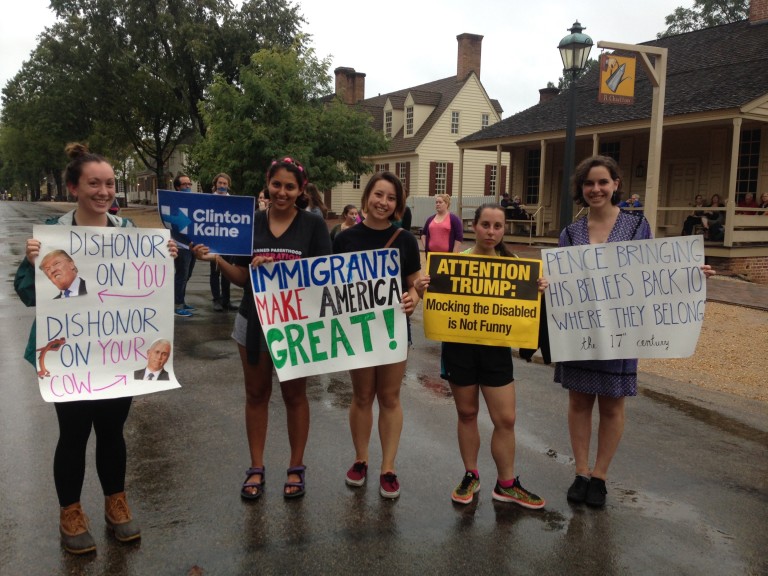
[194,157,331,500]
[556,155,715,508]
[332,171,421,499]
[14,142,178,554]
[415,204,548,508]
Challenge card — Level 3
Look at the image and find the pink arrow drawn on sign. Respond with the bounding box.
[98,289,156,303]
[93,375,127,391]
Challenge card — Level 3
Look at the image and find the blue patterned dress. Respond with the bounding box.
[554,211,652,397]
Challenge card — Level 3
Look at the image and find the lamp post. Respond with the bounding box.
[558,20,593,230]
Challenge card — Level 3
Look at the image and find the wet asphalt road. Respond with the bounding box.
[1,202,766,576]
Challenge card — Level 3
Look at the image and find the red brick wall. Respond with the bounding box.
[708,255,768,284]
[457,33,483,81]
[751,0,768,23]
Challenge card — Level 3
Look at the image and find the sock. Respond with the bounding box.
[467,469,479,479]
[498,477,516,489]
[577,473,590,480]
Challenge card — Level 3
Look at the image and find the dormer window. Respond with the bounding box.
[385,110,392,138]
[406,106,414,136]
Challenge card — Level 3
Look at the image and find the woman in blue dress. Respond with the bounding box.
[556,156,714,507]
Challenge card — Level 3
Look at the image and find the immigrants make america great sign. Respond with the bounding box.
[251,249,408,381]
[33,226,180,402]
[542,236,707,362]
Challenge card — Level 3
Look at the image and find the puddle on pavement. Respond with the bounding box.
[641,388,768,447]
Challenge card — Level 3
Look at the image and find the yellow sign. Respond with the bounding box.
[598,53,636,105]
[422,253,542,348]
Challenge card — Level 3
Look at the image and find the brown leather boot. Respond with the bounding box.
[104,491,141,542]
[59,502,96,554]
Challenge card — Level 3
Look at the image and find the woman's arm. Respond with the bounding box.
[401,270,421,316]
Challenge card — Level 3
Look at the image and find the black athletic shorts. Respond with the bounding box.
[440,341,514,387]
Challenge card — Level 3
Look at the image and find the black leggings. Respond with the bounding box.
[53,397,133,507]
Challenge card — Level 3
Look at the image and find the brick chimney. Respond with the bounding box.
[456,33,483,81]
[539,87,560,103]
[334,67,366,105]
[750,0,768,23]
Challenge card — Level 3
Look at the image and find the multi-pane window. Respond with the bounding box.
[736,128,761,198]
[598,142,621,162]
[451,111,460,134]
[489,165,498,196]
[481,113,489,129]
[525,149,541,205]
[352,173,360,190]
[398,163,407,187]
[435,162,448,194]
[406,106,414,135]
[385,111,392,138]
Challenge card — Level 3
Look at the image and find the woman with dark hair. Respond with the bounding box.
[14,143,177,554]
[304,182,328,219]
[415,204,548,508]
[332,171,421,499]
[330,204,359,240]
[194,157,331,500]
[701,194,726,241]
[681,195,706,235]
[556,155,714,508]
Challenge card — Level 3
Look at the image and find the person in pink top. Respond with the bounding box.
[422,194,463,254]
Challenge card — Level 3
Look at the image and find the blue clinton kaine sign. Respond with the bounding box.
[157,190,255,256]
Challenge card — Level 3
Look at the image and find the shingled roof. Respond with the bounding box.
[459,19,768,145]
[356,74,503,155]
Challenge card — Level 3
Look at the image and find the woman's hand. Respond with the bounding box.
[401,291,416,316]
[25,239,41,265]
[191,243,217,262]
[414,275,431,299]
[701,264,716,278]
[250,255,274,269]
[167,239,179,258]
[537,276,549,292]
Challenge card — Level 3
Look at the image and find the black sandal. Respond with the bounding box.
[284,465,306,499]
[241,466,265,500]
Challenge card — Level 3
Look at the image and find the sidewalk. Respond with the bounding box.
[506,242,768,312]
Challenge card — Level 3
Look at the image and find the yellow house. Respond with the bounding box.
[330,33,509,224]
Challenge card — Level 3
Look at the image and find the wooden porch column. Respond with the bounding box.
[495,144,502,202]
[458,146,465,216]
[538,139,547,236]
[723,117,742,248]
[592,133,599,156]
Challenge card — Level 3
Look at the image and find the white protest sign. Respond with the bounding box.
[251,249,407,381]
[34,226,180,401]
[542,236,707,362]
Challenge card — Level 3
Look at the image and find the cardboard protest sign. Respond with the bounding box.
[542,236,707,362]
[422,253,542,348]
[33,226,180,402]
[251,249,407,381]
[157,190,255,255]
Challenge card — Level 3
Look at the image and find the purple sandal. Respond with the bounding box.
[284,465,306,499]
[241,466,265,500]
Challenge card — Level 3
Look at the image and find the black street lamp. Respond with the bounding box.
[558,20,593,230]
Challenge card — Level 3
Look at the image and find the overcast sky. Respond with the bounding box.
[0,0,685,117]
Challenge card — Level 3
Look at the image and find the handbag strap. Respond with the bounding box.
[384,227,403,248]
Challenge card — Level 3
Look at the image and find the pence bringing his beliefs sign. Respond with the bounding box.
[33,226,180,401]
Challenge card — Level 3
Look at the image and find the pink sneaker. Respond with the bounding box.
[379,472,400,499]
[345,461,368,487]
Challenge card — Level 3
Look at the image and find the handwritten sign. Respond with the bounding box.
[422,253,542,348]
[251,249,407,381]
[542,236,707,362]
[33,226,180,402]
[157,190,255,255]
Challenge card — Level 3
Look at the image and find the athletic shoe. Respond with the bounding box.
[585,477,607,508]
[379,472,400,499]
[567,475,590,503]
[174,308,193,317]
[492,476,545,509]
[451,471,481,504]
[345,461,368,487]
[213,300,224,312]
[182,303,196,311]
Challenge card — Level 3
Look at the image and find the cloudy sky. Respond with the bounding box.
[0,0,685,116]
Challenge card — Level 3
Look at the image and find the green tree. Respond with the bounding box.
[555,58,598,91]
[658,0,749,37]
[189,45,388,195]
